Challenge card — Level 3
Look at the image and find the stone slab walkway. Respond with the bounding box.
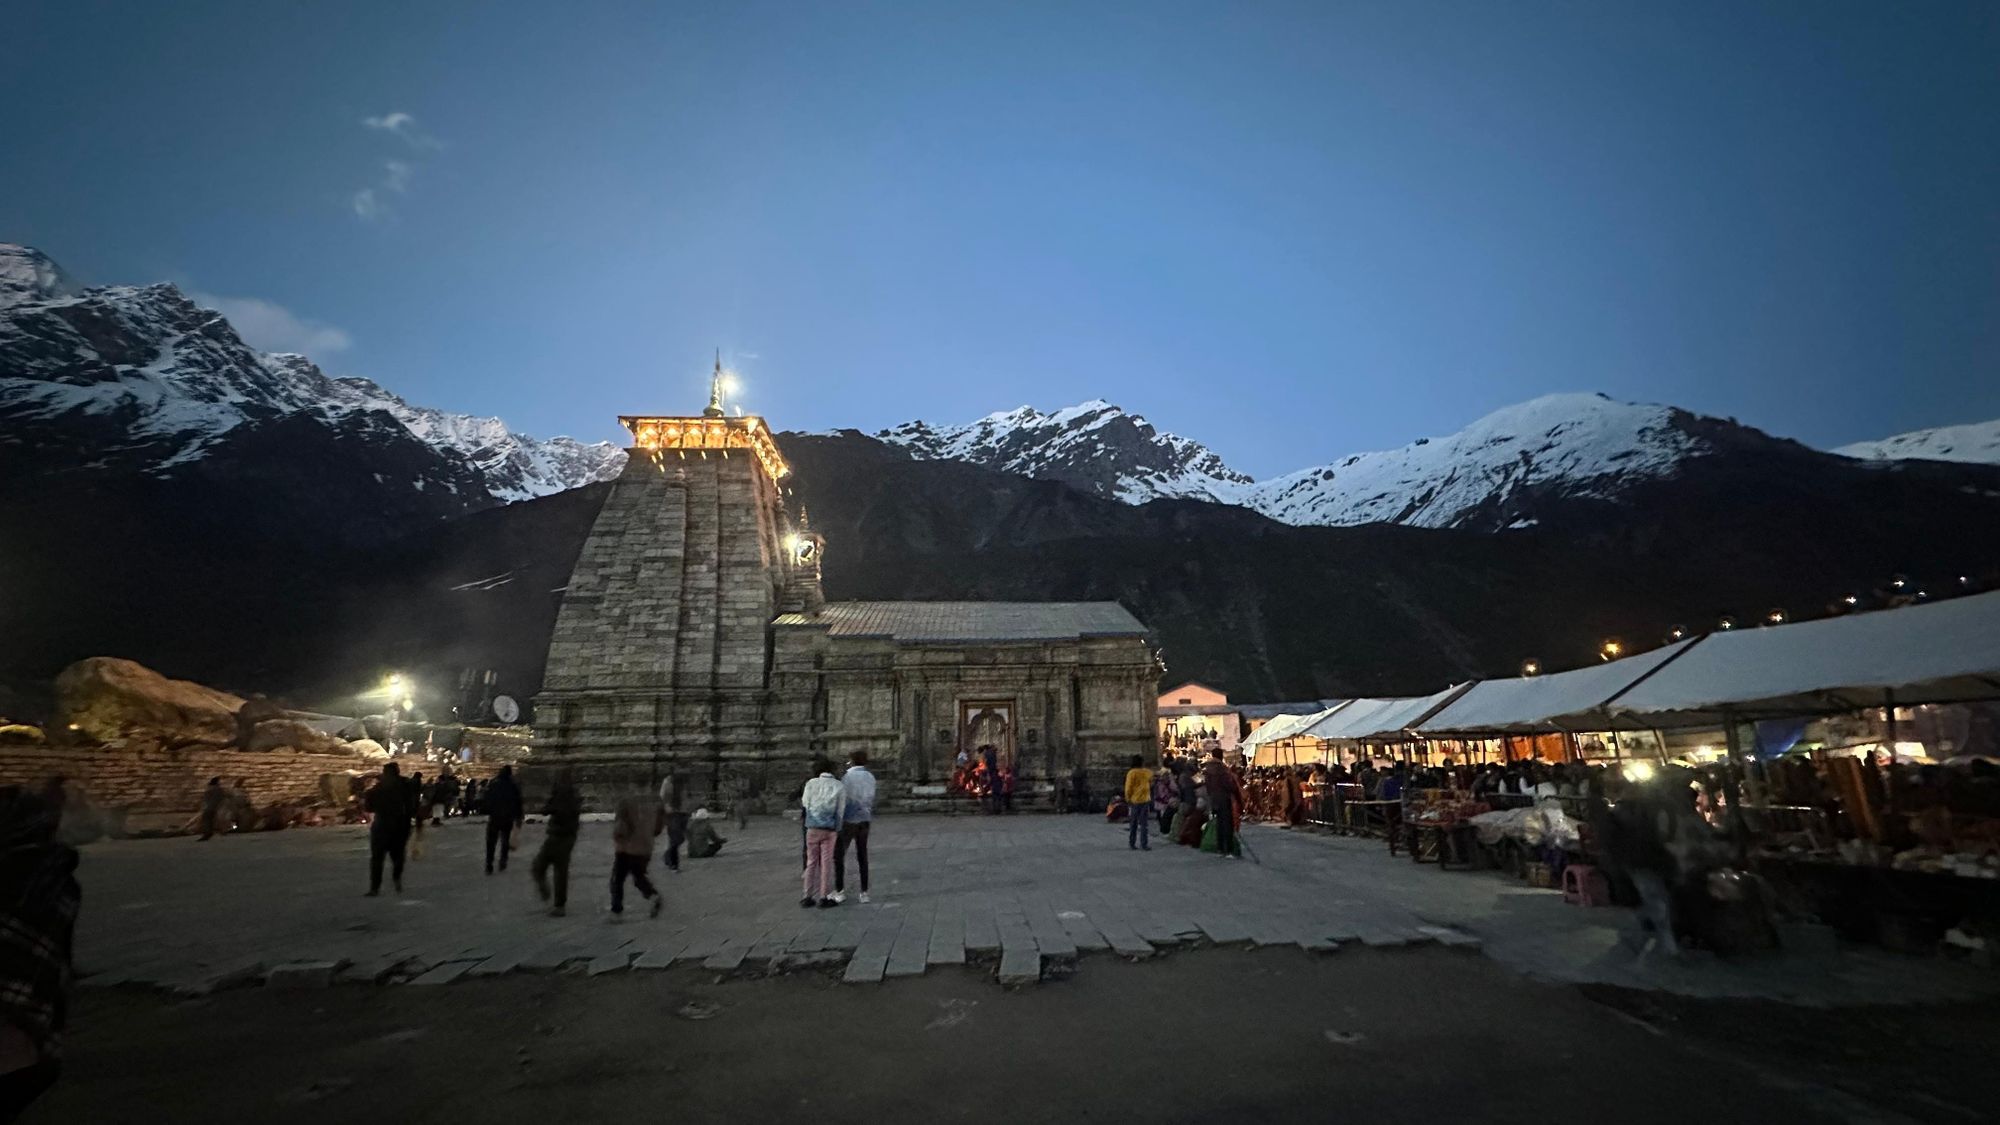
[70,813,1996,1005]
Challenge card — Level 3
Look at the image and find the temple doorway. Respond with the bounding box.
[955,700,1015,800]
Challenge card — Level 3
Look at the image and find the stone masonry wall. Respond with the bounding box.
[0,744,506,832]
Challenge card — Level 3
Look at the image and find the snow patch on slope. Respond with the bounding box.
[1836,420,2000,467]
[1245,393,1704,528]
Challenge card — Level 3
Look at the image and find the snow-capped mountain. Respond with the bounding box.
[0,244,623,503]
[1836,419,2000,467]
[876,399,1254,504]
[1239,393,1765,530]
[875,392,1791,531]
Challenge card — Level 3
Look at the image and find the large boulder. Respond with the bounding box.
[54,657,244,745]
[246,718,355,757]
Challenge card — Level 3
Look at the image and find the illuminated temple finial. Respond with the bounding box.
[704,350,726,418]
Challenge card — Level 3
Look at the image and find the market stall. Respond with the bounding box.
[1578,592,2000,948]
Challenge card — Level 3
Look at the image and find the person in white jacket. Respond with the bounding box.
[799,759,846,908]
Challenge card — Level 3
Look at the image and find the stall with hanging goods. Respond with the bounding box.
[1506,592,2000,950]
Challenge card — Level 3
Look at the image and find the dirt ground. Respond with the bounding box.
[28,946,1998,1125]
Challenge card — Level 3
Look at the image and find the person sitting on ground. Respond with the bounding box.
[685,808,726,860]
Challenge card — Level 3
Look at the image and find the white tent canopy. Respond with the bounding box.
[1604,590,2000,727]
[1241,706,1337,751]
[1243,704,1346,766]
[1298,685,1471,742]
[1416,639,1699,735]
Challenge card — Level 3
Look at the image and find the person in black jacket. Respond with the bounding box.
[531,770,582,916]
[363,763,417,895]
[482,766,524,874]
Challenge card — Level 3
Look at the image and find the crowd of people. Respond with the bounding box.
[1103,748,1248,858]
[947,744,1017,813]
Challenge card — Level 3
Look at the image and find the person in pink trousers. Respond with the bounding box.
[800,758,847,908]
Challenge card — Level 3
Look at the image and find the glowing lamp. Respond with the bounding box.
[1520,658,1541,677]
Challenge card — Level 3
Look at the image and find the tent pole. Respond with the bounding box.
[1882,688,1899,765]
[1649,727,1670,767]
[1721,707,1749,862]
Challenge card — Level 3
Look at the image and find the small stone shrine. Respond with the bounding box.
[533,361,1157,807]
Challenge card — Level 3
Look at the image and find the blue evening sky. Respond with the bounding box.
[6,1,1996,477]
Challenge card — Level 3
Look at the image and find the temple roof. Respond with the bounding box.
[773,600,1148,643]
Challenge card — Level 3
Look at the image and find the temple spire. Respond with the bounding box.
[704,350,726,417]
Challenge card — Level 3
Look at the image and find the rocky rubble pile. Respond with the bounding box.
[52,656,357,756]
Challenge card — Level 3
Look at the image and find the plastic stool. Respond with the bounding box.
[1561,863,1611,907]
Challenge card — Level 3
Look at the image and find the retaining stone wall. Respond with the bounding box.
[0,743,499,818]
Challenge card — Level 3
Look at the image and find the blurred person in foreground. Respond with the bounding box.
[0,786,78,1123]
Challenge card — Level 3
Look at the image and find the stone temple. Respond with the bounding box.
[532,364,1158,809]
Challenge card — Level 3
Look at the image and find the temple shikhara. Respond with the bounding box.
[532,359,1158,806]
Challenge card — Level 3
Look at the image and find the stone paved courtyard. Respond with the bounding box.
[75,813,1994,1004]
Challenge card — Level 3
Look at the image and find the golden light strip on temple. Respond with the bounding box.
[618,414,790,481]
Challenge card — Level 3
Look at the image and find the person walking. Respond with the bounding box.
[609,790,664,919]
[832,751,875,904]
[658,770,689,873]
[1123,755,1155,851]
[1069,763,1091,815]
[364,762,417,895]
[196,777,226,841]
[800,758,846,908]
[1202,748,1244,859]
[407,772,429,859]
[1175,764,1199,844]
[531,770,582,916]
[432,768,458,824]
[482,766,523,874]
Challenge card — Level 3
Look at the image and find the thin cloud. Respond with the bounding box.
[361,111,439,149]
[349,113,438,221]
[351,160,417,222]
[188,291,353,356]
